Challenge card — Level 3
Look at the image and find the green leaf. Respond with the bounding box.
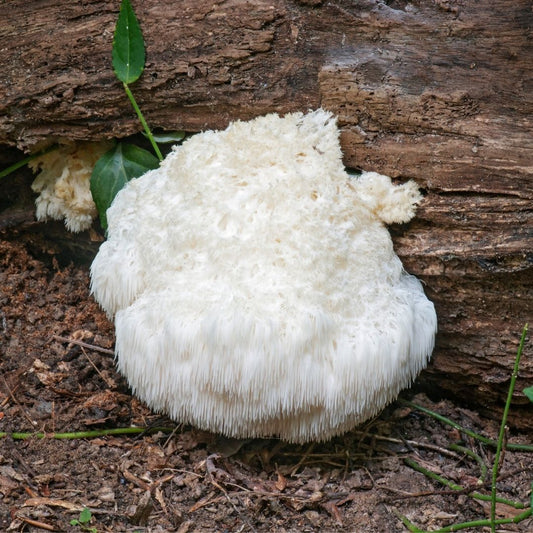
[90,143,159,229]
[144,131,186,144]
[79,508,92,524]
[70,519,80,526]
[524,386,533,402]
[112,0,145,84]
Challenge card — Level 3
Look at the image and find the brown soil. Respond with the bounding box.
[1,235,532,532]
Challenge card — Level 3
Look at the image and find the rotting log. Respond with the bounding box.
[0,0,531,428]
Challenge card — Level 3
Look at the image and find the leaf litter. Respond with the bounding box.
[0,237,531,532]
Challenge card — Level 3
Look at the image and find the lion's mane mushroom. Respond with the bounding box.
[90,109,437,443]
[30,141,112,232]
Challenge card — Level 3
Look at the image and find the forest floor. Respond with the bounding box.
[1,232,532,533]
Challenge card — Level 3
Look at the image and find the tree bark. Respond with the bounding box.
[1,0,531,426]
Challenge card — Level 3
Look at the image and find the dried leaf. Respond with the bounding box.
[129,491,153,526]
[0,474,19,496]
[322,501,343,525]
[275,472,287,492]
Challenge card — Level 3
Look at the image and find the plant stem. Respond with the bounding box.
[396,508,532,533]
[0,156,32,179]
[404,458,525,509]
[0,145,58,179]
[0,426,175,440]
[393,510,425,532]
[490,323,529,532]
[123,82,163,161]
[399,400,533,452]
[448,443,487,483]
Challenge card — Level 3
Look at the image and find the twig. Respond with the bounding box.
[1,373,36,429]
[17,516,57,531]
[497,466,533,482]
[1,380,21,408]
[80,346,115,388]
[162,424,183,448]
[6,441,37,479]
[122,469,152,492]
[372,434,461,459]
[209,477,257,532]
[382,485,467,501]
[290,442,315,476]
[52,335,114,356]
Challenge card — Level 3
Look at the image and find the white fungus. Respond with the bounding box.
[90,109,437,443]
[30,141,112,232]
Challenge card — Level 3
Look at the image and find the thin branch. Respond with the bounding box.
[52,335,114,356]
[80,346,115,387]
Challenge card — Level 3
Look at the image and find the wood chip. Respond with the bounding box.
[129,491,153,526]
[23,497,83,512]
[275,472,287,492]
[18,516,57,531]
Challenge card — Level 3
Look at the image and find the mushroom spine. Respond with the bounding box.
[90,109,437,443]
[30,141,112,233]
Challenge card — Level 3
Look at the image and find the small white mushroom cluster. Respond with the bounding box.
[30,141,112,232]
[91,109,437,443]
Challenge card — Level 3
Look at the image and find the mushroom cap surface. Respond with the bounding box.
[90,109,437,443]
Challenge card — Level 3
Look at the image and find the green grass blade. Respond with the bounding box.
[0,154,34,179]
[0,145,58,179]
[0,426,175,439]
[112,0,145,84]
